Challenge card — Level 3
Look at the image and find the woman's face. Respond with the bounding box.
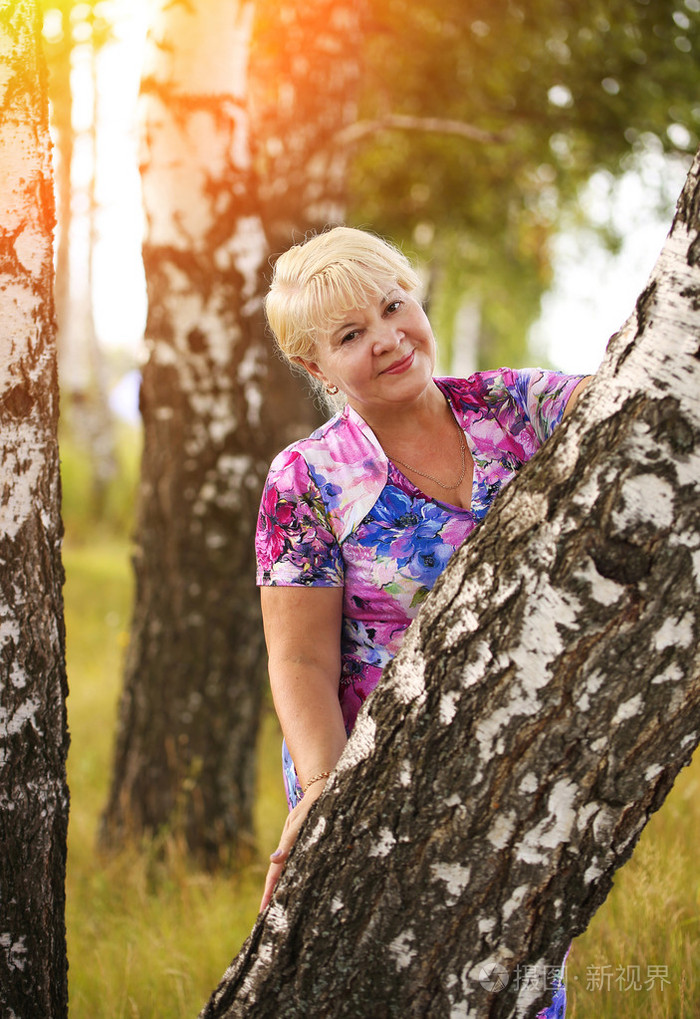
[297,285,437,420]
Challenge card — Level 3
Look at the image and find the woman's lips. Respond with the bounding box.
[382,349,415,374]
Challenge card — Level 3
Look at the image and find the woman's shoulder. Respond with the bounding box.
[437,368,574,407]
[269,405,384,474]
[437,368,584,444]
[265,406,389,544]
[267,410,344,472]
[436,370,519,408]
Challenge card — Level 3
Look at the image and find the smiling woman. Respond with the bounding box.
[254,226,588,1017]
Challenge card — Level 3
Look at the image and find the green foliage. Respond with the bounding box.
[64,539,699,1017]
[347,0,699,366]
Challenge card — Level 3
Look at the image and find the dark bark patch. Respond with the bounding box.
[1,382,33,419]
[590,540,651,585]
[611,282,657,373]
[656,411,696,455]
[187,327,208,354]
[687,232,700,268]
[680,284,700,311]
[635,280,657,336]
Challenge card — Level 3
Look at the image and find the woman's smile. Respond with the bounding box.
[381,349,415,375]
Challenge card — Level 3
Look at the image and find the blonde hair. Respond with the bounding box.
[265,227,422,366]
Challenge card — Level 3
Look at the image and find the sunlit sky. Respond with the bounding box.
[73,0,690,418]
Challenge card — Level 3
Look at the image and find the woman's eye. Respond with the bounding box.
[385,300,402,315]
[341,330,358,344]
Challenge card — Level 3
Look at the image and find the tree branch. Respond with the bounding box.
[335,114,511,147]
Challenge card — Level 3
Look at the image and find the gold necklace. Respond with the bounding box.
[386,413,467,491]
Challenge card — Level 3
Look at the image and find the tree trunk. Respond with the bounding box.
[0,3,69,1017]
[251,0,367,250]
[101,0,367,866]
[99,0,272,867]
[69,20,118,517]
[45,3,118,509]
[200,153,700,1018]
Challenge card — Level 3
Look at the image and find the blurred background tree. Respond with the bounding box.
[41,0,121,520]
[99,0,369,867]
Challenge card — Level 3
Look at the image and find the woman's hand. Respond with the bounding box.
[259,778,328,912]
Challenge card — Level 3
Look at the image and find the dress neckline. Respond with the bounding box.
[343,379,479,515]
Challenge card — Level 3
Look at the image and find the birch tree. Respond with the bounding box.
[101,0,367,864]
[99,0,272,866]
[0,2,69,1016]
[200,152,700,1018]
[252,0,367,250]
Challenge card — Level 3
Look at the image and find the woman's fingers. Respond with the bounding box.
[260,857,285,912]
[258,782,328,913]
[259,825,297,912]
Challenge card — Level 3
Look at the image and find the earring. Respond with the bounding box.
[325,384,339,395]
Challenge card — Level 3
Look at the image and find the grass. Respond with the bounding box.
[64,538,699,1017]
[64,540,287,1018]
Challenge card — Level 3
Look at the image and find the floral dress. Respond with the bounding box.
[256,369,580,1019]
[256,368,582,799]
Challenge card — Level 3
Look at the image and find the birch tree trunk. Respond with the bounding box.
[200,153,700,1018]
[252,0,367,250]
[0,3,69,1016]
[99,0,273,867]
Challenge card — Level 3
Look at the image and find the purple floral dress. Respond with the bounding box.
[256,369,579,1018]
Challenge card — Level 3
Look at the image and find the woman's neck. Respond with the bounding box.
[352,380,449,449]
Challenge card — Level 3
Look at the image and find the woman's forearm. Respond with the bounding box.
[269,661,347,789]
[260,586,346,790]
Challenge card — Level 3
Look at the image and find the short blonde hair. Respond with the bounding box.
[265,226,422,365]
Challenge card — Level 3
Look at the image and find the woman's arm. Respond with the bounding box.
[259,585,347,911]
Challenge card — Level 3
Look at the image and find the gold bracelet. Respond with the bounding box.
[302,771,331,793]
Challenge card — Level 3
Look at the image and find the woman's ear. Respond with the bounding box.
[293,356,329,387]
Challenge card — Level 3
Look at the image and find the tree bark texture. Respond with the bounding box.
[0,3,69,1017]
[101,0,366,865]
[200,155,700,1017]
[99,0,271,867]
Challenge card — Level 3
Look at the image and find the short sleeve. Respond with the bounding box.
[511,368,585,445]
[255,447,344,587]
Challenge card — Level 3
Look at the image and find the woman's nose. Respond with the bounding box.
[373,323,402,353]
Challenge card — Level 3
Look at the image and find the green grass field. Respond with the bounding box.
[64,540,698,1018]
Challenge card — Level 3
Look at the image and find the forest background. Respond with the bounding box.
[34,0,699,1014]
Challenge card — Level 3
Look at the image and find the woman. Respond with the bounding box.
[255,226,589,1016]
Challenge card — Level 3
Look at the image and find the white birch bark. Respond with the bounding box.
[201,153,700,1018]
[0,2,68,1016]
[100,0,273,865]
